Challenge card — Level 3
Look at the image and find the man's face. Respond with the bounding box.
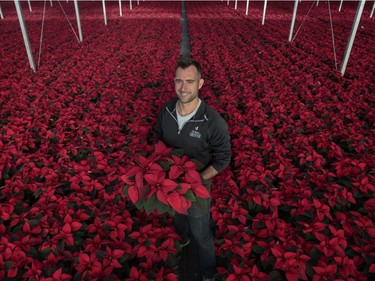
[174,65,204,105]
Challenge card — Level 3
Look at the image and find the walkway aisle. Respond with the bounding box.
[177,1,205,281]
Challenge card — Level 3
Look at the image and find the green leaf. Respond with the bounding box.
[310,247,321,265]
[268,270,283,281]
[123,185,130,196]
[303,210,314,219]
[252,244,264,255]
[40,247,52,258]
[155,200,171,215]
[95,250,106,260]
[28,219,40,227]
[34,188,43,198]
[144,194,158,215]
[183,189,196,202]
[4,261,13,270]
[194,197,207,211]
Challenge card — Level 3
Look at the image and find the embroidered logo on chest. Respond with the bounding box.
[189,126,201,139]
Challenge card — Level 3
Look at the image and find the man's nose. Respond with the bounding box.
[181,82,188,91]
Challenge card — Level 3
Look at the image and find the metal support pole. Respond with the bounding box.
[289,0,299,42]
[262,0,268,25]
[370,1,375,18]
[339,0,343,12]
[28,0,32,12]
[130,0,132,10]
[227,0,229,6]
[235,0,238,10]
[340,0,366,76]
[246,0,249,15]
[102,0,107,25]
[119,0,122,16]
[0,6,4,19]
[14,0,36,71]
[50,0,53,7]
[74,0,83,41]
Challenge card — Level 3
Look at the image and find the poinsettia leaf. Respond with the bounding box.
[144,194,158,215]
[167,192,181,212]
[154,140,172,156]
[183,189,196,202]
[4,261,13,270]
[367,227,375,237]
[155,200,171,215]
[156,190,169,205]
[169,165,183,180]
[95,250,106,260]
[128,185,138,204]
[184,160,198,169]
[185,169,201,183]
[268,270,283,281]
[162,179,178,192]
[171,148,185,157]
[192,184,210,198]
[252,244,265,255]
[194,196,207,211]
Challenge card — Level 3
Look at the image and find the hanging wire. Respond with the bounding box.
[292,0,317,42]
[57,0,80,42]
[328,0,339,70]
[37,0,47,70]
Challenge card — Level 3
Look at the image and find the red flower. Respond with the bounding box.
[75,252,102,279]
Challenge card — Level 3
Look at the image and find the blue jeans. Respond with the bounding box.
[174,195,216,278]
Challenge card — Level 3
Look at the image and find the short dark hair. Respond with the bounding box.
[176,57,202,77]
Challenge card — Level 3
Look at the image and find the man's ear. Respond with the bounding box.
[199,78,204,89]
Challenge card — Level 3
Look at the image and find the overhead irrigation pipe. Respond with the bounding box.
[14,0,36,72]
[289,0,299,42]
[340,0,366,76]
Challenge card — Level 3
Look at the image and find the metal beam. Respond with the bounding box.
[340,0,366,76]
[14,0,36,71]
[74,0,83,41]
[289,0,299,42]
[262,0,268,25]
[102,0,107,25]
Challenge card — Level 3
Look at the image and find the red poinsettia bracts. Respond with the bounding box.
[0,0,374,280]
[122,141,210,215]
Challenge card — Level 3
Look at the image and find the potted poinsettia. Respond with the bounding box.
[121,141,211,215]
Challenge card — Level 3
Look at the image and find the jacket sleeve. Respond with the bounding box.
[209,113,231,173]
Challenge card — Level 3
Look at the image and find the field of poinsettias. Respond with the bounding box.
[1,1,374,280]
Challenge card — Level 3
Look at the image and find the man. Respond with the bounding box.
[156,57,231,281]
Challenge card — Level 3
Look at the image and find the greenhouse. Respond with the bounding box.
[0,0,374,280]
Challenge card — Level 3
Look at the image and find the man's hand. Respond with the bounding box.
[200,165,219,181]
